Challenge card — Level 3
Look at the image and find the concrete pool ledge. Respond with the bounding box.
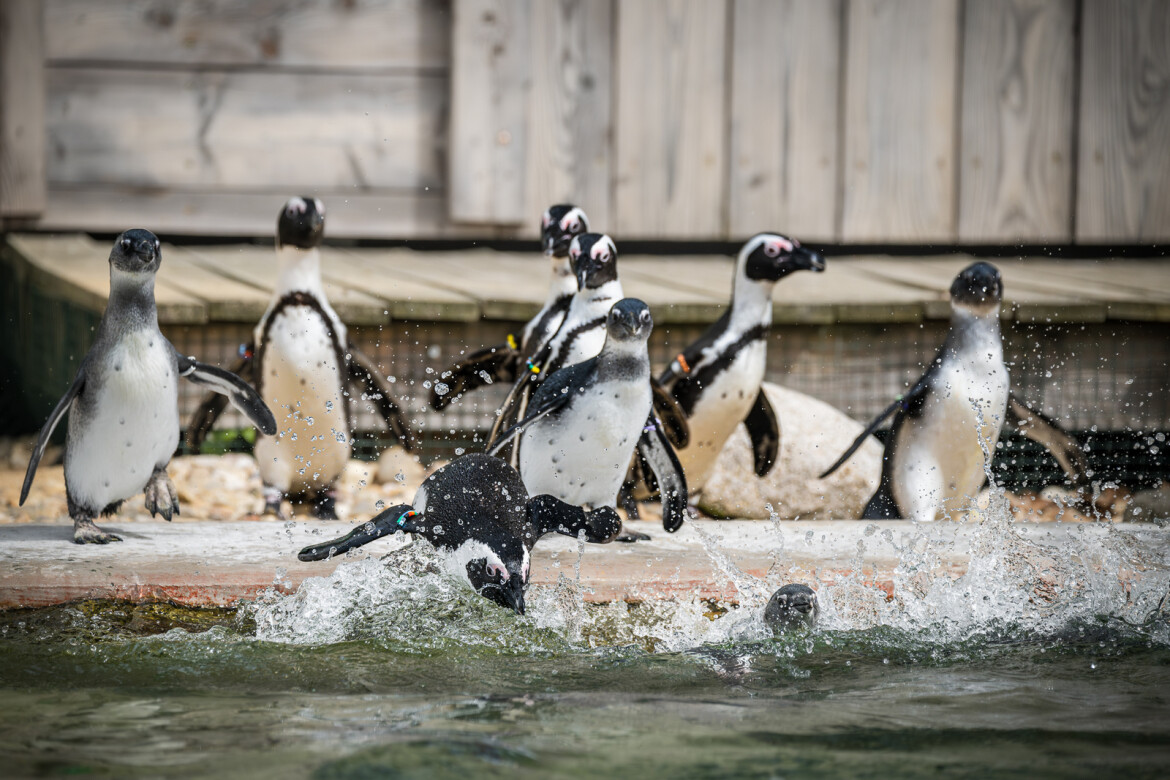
[0,519,1165,610]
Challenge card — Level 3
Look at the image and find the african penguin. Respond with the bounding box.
[764,584,819,631]
[19,230,276,544]
[298,453,622,614]
[489,298,689,537]
[429,204,590,411]
[820,261,1088,522]
[186,197,415,520]
[657,233,824,494]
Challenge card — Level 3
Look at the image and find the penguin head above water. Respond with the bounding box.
[950,261,1003,316]
[109,229,162,277]
[277,196,326,250]
[764,583,819,632]
[741,233,826,283]
[606,297,654,344]
[541,204,589,257]
[457,533,530,615]
[568,233,620,290]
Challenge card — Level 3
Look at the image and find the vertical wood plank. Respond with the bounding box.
[1077,0,1170,242]
[449,0,530,224]
[841,0,960,242]
[614,0,729,239]
[0,0,46,217]
[524,0,614,237]
[959,0,1075,242]
[728,0,841,242]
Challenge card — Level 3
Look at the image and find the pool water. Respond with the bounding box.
[2,521,1169,779]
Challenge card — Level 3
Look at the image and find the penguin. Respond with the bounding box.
[654,233,825,495]
[820,261,1089,522]
[186,197,416,520]
[19,230,277,544]
[488,298,689,538]
[429,204,590,410]
[764,584,819,631]
[298,453,622,614]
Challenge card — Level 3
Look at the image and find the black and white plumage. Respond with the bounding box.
[186,197,415,520]
[489,299,688,536]
[429,204,590,411]
[656,233,825,494]
[820,262,1089,522]
[298,453,621,614]
[19,230,276,544]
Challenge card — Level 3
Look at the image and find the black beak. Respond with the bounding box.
[794,247,825,273]
[575,262,590,291]
[503,578,526,615]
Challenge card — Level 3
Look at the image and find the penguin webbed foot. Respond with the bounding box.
[614,524,651,543]
[73,517,122,544]
[144,468,180,522]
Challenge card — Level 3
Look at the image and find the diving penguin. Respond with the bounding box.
[820,261,1089,522]
[20,230,277,544]
[655,233,825,494]
[186,196,416,519]
[298,452,622,614]
[429,204,590,410]
[488,298,689,537]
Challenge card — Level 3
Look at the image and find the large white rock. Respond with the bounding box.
[698,382,882,519]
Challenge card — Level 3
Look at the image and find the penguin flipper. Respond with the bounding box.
[185,349,253,450]
[346,344,418,452]
[1005,394,1089,487]
[20,365,86,506]
[818,390,921,480]
[651,377,689,448]
[429,344,519,411]
[486,359,595,455]
[637,414,689,532]
[485,343,550,449]
[744,388,780,478]
[526,494,622,544]
[176,352,277,436]
[297,503,419,561]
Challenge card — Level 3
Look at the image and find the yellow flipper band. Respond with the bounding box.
[506,333,518,350]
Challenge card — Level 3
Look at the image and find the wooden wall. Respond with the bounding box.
[0,0,1167,243]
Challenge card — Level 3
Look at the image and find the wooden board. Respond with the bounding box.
[45,67,447,192]
[1076,0,1170,242]
[613,0,729,238]
[448,0,530,224]
[728,0,841,242]
[523,0,614,237]
[0,0,46,217]
[958,0,1075,242]
[329,248,482,322]
[841,0,960,242]
[44,0,451,71]
[158,247,274,323]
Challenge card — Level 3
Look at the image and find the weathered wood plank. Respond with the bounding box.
[613,0,729,238]
[45,68,446,191]
[958,0,1075,242]
[45,0,451,70]
[158,246,274,322]
[1077,0,1170,242]
[523,0,613,237]
[841,0,960,242]
[329,248,482,322]
[728,0,841,241]
[0,0,46,217]
[448,0,530,224]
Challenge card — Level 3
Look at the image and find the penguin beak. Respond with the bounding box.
[502,577,526,615]
[793,246,825,273]
[575,261,591,291]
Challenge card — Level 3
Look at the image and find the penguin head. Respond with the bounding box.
[950,261,1003,315]
[606,298,653,343]
[541,204,589,256]
[763,583,819,632]
[741,233,826,283]
[459,534,529,615]
[109,229,162,276]
[568,233,619,290]
[277,196,326,250]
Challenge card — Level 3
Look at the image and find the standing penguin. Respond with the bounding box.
[655,233,825,494]
[820,261,1088,521]
[429,204,589,410]
[489,299,689,538]
[298,453,621,614]
[20,230,276,543]
[186,197,415,519]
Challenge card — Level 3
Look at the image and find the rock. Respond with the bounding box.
[374,446,427,488]
[698,382,881,520]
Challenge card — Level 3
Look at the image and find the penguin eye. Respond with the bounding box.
[764,242,780,258]
[120,237,131,251]
[153,239,160,251]
[542,213,552,228]
[563,219,579,233]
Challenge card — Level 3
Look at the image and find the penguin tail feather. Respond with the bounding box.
[297,503,416,562]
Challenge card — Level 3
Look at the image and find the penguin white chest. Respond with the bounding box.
[66,330,179,510]
[254,305,349,493]
[519,380,650,508]
[678,340,767,490]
